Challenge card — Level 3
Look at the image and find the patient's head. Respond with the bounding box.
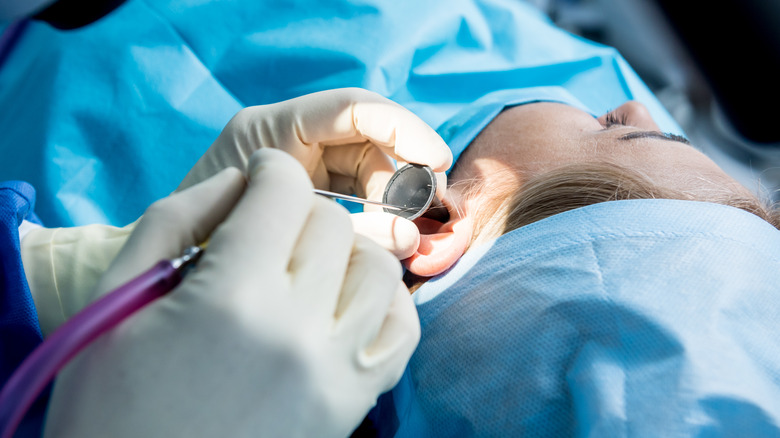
[402,101,780,279]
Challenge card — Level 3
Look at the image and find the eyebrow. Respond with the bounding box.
[619,131,691,145]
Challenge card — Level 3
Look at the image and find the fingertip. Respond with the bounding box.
[390,217,421,260]
[352,100,453,172]
[392,119,453,172]
[434,172,447,201]
[350,212,420,260]
[247,148,312,190]
[424,139,454,173]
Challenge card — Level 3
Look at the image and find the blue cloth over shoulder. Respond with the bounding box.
[0,182,46,438]
[375,199,780,437]
[0,0,679,226]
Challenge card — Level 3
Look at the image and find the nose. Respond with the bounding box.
[599,101,661,131]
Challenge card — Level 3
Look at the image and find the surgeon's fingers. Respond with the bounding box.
[322,142,396,208]
[288,196,354,319]
[346,98,452,173]
[350,212,420,260]
[267,88,452,172]
[360,284,421,392]
[334,235,405,351]
[324,142,448,211]
[97,167,246,294]
[206,149,314,277]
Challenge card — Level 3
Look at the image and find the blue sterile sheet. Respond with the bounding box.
[374,199,780,437]
[0,0,678,227]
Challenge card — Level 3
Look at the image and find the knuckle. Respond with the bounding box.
[339,87,382,102]
[219,106,264,148]
[230,106,261,127]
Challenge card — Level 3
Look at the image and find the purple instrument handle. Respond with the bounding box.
[0,260,183,438]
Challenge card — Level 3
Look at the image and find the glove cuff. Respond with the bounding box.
[21,221,137,336]
[21,227,62,336]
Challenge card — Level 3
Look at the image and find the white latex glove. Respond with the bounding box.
[43,149,420,438]
[178,87,452,259]
[21,221,136,336]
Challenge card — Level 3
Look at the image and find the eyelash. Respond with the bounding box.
[603,112,629,127]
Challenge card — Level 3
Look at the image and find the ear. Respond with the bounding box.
[402,216,472,277]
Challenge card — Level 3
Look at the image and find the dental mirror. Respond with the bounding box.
[383,164,450,222]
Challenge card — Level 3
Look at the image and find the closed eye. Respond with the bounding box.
[603,111,629,128]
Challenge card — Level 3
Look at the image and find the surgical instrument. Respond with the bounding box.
[312,189,413,212]
[315,164,451,222]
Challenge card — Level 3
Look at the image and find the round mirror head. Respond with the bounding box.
[383,164,449,222]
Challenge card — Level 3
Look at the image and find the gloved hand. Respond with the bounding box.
[44,149,420,438]
[178,87,452,259]
[21,89,446,334]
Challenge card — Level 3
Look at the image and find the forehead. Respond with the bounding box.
[462,102,747,196]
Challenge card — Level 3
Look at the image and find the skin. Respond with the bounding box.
[447,101,755,237]
[403,101,757,277]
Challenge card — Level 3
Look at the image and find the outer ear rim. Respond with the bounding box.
[402,217,472,277]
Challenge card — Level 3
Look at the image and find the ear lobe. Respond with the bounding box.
[402,217,473,277]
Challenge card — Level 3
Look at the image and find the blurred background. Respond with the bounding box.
[529,0,780,203]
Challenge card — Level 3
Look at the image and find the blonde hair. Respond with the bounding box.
[498,162,780,234]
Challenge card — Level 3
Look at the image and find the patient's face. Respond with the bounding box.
[406,101,759,277]
[447,101,753,214]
